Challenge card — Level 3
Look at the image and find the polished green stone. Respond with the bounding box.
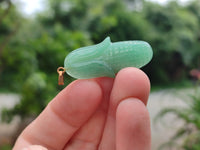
[64,36,153,79]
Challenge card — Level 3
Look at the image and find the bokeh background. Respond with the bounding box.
[0,0,200,149]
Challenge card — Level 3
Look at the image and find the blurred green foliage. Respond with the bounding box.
[0,0,200,122]
[155,85,200,150]
[0,144,12,150]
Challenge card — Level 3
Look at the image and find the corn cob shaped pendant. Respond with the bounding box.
[58,36,153,84]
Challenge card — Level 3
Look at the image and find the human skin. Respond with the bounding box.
[13,67,151,150]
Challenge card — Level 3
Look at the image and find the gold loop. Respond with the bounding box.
[57,67,66,73]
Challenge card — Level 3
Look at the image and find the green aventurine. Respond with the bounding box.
[64,37,153,79]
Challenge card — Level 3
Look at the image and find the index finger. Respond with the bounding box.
[13,79,102,150]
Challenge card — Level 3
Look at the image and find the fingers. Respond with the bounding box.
[22,145,48,150]
[64,77,114,150]
[99,67,151,150]
[116,98,151,150]
[13,79,102,150]
[110,67,150,111]
[14,67,151,150]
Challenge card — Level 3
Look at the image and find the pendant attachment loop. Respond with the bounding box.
[57,67,66,85]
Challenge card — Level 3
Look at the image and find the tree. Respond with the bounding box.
[143,1,200,84]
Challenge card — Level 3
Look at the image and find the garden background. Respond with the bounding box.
[0,0,200,149]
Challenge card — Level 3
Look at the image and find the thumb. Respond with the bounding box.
[22,145,48,150]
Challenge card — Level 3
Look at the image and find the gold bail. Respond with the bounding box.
[57,67,66,85]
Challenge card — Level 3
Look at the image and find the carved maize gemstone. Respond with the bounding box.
[64,36,153,79]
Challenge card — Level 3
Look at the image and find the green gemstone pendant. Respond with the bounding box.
[58,36,153,84]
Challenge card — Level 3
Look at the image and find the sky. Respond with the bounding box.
[15,0,45,15]
[16,0,192,16]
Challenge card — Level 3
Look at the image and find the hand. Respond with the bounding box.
[13,67,151,150]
